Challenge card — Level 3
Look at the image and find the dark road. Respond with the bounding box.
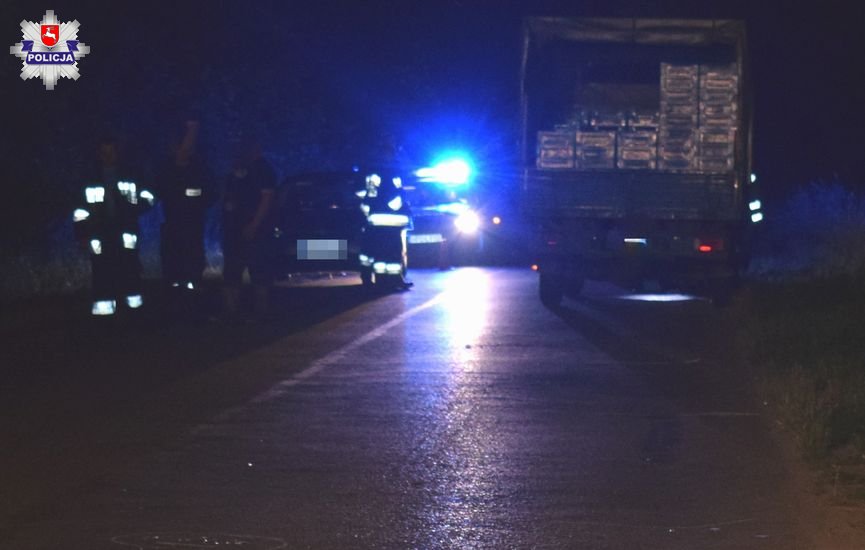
[2,269,814,549]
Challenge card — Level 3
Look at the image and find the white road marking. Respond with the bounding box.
[248,291,446,405]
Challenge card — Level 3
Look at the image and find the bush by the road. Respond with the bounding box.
[736,279,865,461]
[737,181,865,499]
[750,181,865,280]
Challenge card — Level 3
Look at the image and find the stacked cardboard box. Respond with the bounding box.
[617,131,657,170]
[698,64,738,172]
[698,128,736,172]
[589,111,627,131]
[627,110,660,131]
[659,64,698,171]
[577,131,616,169]
[699,64,739,126]
[537,131,574,169]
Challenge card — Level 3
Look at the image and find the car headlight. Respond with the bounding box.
[454,210,480,234]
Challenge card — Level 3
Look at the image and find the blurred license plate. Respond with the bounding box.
[297,239,348,260]
[409,233,444,244]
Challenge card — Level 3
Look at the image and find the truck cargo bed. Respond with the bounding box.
[523,169,738,221]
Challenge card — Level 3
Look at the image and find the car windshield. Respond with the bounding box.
[280,173,365,210]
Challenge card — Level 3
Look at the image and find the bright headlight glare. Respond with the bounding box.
[454,210,480,234]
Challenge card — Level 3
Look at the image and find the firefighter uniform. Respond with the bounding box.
[360,172,412,286]
[73,176,155,316]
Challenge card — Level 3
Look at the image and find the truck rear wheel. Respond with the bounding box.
[569,275,585,297]
[539,270,564,308]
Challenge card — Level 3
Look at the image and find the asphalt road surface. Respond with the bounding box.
[1,268,814,549]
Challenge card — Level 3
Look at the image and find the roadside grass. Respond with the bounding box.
[734,181,865,502]
[736,276,865,501]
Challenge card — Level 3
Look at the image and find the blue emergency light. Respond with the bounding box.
[415,155,473,186]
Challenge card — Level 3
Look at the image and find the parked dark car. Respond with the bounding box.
[273,171,413,289]
[273,171,368,279]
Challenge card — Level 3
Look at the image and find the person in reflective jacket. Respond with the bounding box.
[73,136,155,316]
[155,119,213,296]
[360,170,412,288]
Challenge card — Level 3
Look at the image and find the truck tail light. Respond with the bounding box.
[695,238,724,253]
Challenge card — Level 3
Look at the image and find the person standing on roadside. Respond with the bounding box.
[155,119,212,311]
[220,136,277,320]
[73,135,155,317]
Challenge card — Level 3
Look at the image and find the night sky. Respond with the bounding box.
[1,1,864,242]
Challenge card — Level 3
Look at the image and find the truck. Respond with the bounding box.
[520,18,753,305]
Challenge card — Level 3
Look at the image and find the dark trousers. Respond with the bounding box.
[161,222,205,286]
[91,245,142,302]
[222,232,276,286]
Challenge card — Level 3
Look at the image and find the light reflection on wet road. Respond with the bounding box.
[6,268,811,548]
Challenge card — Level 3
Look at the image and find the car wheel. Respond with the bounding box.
[360,268,375,288]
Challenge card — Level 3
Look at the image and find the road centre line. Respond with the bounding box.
[248,291,447,405]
